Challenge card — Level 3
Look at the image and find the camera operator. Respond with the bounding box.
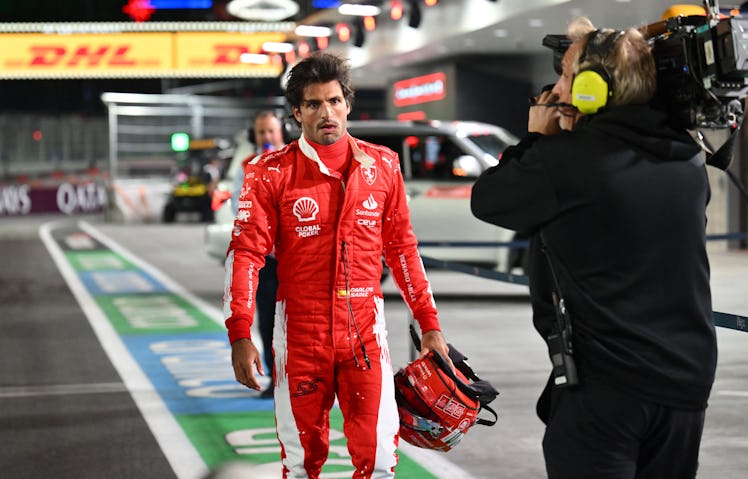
[471,17,717,479]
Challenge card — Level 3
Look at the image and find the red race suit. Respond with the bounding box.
[223,133,441,478]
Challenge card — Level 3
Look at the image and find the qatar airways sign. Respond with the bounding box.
[0,182,107,217]
[393,72,447,107]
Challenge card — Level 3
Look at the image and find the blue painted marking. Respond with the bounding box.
[80,270,168,296]
[122,332,274,415]
[150,0,212,8]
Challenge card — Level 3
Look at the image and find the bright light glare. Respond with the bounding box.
[338,4,382,16]
[239,53,270,64]
[295,25,332,37]
[262,42,295,53]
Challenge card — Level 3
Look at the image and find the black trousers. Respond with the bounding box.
[541,378,706,479]
[256,255,278,378]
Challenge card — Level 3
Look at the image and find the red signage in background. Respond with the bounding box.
[397,111,426,121]
[393,72,447,107]
[123,0,156,22]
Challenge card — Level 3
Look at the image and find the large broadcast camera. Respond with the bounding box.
[543,0,748,131]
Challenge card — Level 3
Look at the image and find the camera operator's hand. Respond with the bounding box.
[529,89,563,135]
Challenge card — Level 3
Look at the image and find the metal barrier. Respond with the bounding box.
[417,233,748,333]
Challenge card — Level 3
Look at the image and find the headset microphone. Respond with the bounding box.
[571,30,624,114]
[533,102,579,117]
[537,102,577,109]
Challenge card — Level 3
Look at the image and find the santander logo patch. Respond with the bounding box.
[363,194,378,210]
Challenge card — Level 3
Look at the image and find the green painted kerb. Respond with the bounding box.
[96,293,223,335]
[178,409,438,478]
[65,250,136,271]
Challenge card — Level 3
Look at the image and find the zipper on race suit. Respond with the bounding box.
[341,240,370,370]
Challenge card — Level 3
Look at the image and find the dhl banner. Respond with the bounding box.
[0,32,287,79]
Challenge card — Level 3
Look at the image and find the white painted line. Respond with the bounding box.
[78,220,225,324]
[716,390,748,397]
[39,220,209,479]
[0,382,127,398]
[398,443,479,479]
[76,220,479,479]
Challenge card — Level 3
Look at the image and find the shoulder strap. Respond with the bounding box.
[476,404,499,427]
[539,231,573,349]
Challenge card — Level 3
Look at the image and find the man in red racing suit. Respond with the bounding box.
[224,51,450,479]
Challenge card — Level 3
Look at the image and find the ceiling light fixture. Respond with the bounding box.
[262,41,295,53]
[294,25,332,37]
[363,16,376,31]
[338,4,382,16]
[336,22,351,42]
[298,40,311,57]
[226,0,300,21]
[239,53,270,64]
[528,18,544,28]
[390,0,403,20]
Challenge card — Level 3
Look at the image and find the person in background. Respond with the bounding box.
[470,17,717,479]
[224,51,450,478]
[231,110,286,399]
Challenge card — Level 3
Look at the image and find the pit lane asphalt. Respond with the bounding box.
[0,215,177,479]
[2,215,746,478]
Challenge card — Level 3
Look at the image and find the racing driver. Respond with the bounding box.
[223,51,451,478]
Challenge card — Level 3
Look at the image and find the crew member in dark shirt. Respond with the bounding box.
[471,17,717,479]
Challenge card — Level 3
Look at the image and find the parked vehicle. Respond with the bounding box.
[204,119,519,270]
[163,138,231,223]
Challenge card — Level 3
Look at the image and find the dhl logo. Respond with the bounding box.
[214,45,261,65]
[0,32,286,77]
[27,45,138,67]
[19,44,265,67]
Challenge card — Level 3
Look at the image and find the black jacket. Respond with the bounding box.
[471,105,717,410]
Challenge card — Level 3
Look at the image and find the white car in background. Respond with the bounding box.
[204,119,519,271]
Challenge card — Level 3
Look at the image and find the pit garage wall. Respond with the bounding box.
[385,55,549,137]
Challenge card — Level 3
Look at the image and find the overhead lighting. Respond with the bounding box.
[262,41,295,53]
[227,0,300,21]
[363,16,376,31]
[313,0,341,7]
[239,53,270,64]
[338,4,382,16]
[294,25,332,37]
[336,22,351,42]
[528,18,544,28]
[390,0,403,20]
[298,40,311,57]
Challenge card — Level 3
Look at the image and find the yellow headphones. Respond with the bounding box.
[571,30,623,114]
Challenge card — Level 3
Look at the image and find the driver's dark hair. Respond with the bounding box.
[284,51,355,112]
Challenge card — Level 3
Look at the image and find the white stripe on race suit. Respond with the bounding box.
[373,296,398,479]
[272,300,307,477]
[223,250,234,321]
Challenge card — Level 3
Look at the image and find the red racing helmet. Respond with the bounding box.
[394,342,499,452]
